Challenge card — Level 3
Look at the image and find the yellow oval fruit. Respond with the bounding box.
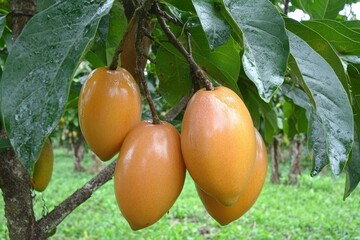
[31,139,54,192]
[181,86,256,206]
[114,121,186,230]
[196,128,268,225]
[78,67,142,161]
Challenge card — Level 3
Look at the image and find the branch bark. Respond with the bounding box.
[152,2,214,91]
[0,148,36,240]
[34,161,117,239]
[10,0,36,39]
[0,1,36,240]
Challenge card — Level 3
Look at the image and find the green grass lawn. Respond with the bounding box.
[1,147,360,239]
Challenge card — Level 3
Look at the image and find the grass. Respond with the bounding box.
[1,147,360,239]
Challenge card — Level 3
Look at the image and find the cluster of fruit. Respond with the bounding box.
[31,66,266,230]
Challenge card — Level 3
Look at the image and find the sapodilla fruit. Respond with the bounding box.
[196,128,268,225]
[181,86,256,206]
[78,67,141,161]
[114,121,186,230]
[31,138,54,192]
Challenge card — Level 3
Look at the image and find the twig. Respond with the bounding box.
[284,0,290,15]
[134,0,161,125]
[34,161,117,239]
[153,2,213,91]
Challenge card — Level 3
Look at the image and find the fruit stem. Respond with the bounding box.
[109,15,137,71]
[135,0,161,125]
[152,2,214,91]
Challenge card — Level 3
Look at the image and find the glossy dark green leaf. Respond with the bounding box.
[302,20,360,56]
[291,0,345,19]
[156,44,192,106]
[345,65,360,198]
[221,0,289,102]
[86,1,126,67]
[192,0,231,49]
[285,17,350,98]
[280,84,327,175]
[288,31,354,177]
[0,0,114,172]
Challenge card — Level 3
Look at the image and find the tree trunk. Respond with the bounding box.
[288,135,303,184]
[0,147,36,240]
[72,133,86,172]
[270,138,281,184]
[0,1,37,239]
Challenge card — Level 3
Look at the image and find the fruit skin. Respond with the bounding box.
[181,86,256,206]
[196,128,268,225]
[31,139,54,192]
[114,121,186,230]
[78,67,141,161]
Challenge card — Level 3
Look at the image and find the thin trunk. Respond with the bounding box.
[72,134,85,172]
[288,136,302,184]
[270,138,281,184]
[0,130,36,240]
[0,1,36,239]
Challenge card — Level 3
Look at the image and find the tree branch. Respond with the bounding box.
[152,1,213,91]
[34,160,117,240]
[10,0,36,39]
[134,0,161,125]
[284,0,290,16]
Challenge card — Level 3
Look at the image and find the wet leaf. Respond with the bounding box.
[192,0,231,49]
[291,0,345,19]
[0,0,114,172]
[221,0,289,102]
[288,31,354,177]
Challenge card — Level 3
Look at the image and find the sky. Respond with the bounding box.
[288,2,360,21]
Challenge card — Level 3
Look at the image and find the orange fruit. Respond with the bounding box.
[31,139,54,192]
[78,67,141,161]
[114,121,185,230]
[196,128,268,225]
[181,86,256,206]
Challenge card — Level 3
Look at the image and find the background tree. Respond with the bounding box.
[0,0,360,239]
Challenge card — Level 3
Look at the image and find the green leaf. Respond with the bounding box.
[285,17,351,99]
[302,20,360,56]
[341,20,360,34]
[156,44,192,106]
[0,0,114,172]
[190,26,241,95]
[36,0,58,12]
[164,2,200,28]
[0,14,5,37]
[288,31,354,177]
[192,0,231,49]
[291,0,345,19]
[348,64,360,109]
[86,1,127,67]
[344,106,360,199]
[221,0,289,102]
[0,137,10,149]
